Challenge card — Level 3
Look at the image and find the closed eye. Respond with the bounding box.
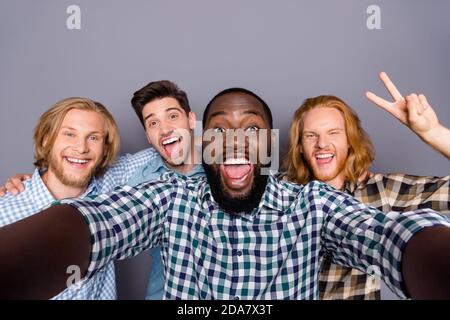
[64,132,76,138]
[304,133,316,139]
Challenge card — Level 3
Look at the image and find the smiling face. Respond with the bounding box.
[300,107,349,189]
[46,109,106,188]
[202,91,271,213]
[142,97,196,169]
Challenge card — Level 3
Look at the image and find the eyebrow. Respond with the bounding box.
[144,107,184,122]
[208,109,264,121]
[303,127,344,133]
[60,126,104,135]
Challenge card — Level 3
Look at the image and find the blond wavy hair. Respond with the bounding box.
[33,97,120,177]
[283,95,374,185]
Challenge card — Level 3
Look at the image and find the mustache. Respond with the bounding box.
[202,162,268,214]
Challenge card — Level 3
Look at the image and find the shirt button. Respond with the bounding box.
[237,250,243,256]
[234,296,240,300]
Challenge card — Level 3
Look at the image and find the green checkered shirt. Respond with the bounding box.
[61,172,450,299]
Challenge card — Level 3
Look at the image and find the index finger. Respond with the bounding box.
[379,72,404,102]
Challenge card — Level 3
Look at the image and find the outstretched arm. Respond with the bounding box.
[366,72,450,159]
[320,183,450,299]
[0,175,173,299]
[0,204,91,299]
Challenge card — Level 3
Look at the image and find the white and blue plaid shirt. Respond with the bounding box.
[0,147,158,299]
[62,172,450,299]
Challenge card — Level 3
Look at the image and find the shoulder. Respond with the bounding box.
[0,178,39,226]
[364,172,450,186]
[128,147,160,160]
[112,147,161,168]
[0,178,34,204]
[277,176,331,195]
[125,171,206,193]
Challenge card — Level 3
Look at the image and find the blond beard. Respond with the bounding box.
[47,154,99,188]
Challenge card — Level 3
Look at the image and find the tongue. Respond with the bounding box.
[164,142,181,158]
[224,164,251,179]
[317,156,333,165]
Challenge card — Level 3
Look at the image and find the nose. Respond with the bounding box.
[73,137,89,153]
[160,121,174,136]
[222,129,252,157]
[316,134,330,149]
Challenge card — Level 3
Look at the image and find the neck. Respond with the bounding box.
[165,140,200,175]
[325,175,345,190]
[41,170,87,200]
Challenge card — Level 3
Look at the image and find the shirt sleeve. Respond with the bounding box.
[365,173,450,213]
[318,182,450,298]
[60,172,176,280]
[95,148,158,192]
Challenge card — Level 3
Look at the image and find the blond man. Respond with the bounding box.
[0,97,154,299]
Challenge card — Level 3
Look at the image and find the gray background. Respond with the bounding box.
[1,0,449,300]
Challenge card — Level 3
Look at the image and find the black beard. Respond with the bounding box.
[203,162,269,214]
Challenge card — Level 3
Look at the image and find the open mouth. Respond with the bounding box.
[219,157,254,190]
[315,153,334,165]
[161,136,183,158]
[64,157,90,168]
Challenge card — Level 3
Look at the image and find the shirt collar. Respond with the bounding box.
[344,174,372,194]
[199,172,293,218]
[140,151,205,178]
[83,176,99,196]
[29,169,56,209]
[31,168,99,204]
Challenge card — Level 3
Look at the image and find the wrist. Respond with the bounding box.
[420,123,443,145]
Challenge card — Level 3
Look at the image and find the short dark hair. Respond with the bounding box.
[131,80,191,127]
[202,87,273,129]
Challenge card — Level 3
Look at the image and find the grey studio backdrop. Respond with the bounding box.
[1,0,449,300]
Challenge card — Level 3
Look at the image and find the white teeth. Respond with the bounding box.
[316,153,334,159]
[162,137,180,145]
[224,158,249,165]
[67,157,88,164]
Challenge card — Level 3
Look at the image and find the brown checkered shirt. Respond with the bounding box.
[319,173,450,300]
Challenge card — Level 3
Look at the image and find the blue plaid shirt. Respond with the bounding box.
[0,147,157,299]
[62,172,450,299]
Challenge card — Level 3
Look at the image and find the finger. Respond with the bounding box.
[366,91,404,120]
[405,95,420,121]
[5,180,20,195]
[379,72,404,102]
[11,177,25,192]
[418,94,430,113]
[414,94,426,115]
[366,91,392,109]
[409,93,425,114]
[0,187,6,197]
